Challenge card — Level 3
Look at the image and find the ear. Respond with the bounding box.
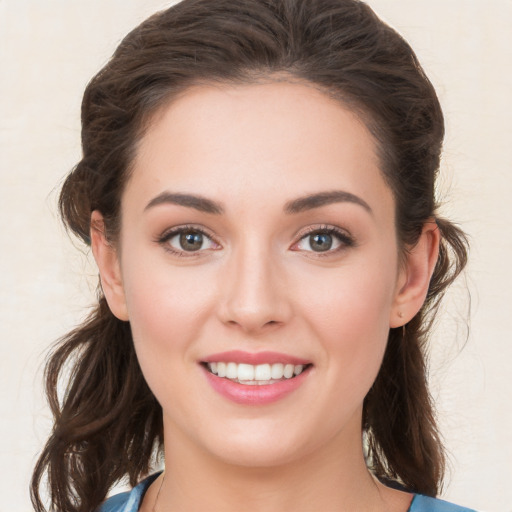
[390,220,440,328]
[90,210,129,321]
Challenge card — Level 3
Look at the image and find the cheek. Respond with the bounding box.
[295,254,398,393]
[299,255,397,335]
[119,252,217,382]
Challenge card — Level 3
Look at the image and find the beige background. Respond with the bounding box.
[1,1,511,510]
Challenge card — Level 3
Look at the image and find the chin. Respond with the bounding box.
[199,420,322,469]
[212,440,305,469]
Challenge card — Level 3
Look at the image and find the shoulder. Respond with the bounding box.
[96,473,161,512]
[410,494,478,512]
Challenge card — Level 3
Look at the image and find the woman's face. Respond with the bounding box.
[104,82,408,467]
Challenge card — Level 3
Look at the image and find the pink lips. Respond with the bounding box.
[202,350,310,366]
[200,351,312,405]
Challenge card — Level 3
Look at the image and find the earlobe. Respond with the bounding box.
[390,220,440,328]
[90,211,129,321]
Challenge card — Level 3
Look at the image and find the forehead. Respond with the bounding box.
[127,81,392,218]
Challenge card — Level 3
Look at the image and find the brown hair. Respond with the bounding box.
[31,0,468,510]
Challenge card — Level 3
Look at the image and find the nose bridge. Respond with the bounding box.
[219,234,290,332]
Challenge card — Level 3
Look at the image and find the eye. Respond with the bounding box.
[293,227,354,254]
[158,226,219,255]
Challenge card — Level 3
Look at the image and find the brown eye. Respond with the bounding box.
[179,231,204,251]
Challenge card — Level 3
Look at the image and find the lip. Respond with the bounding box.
[202,350,311,366]
[200,360,312,405]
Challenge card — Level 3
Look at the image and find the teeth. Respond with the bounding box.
[271,363,284,379]
[226,362,237,379]
[283,364,294,378]
[206,362,307,382]
[217,362,226,378]
[255,364,271,380]
[237,363,255,381]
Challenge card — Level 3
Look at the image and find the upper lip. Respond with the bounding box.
[201,350,311,366]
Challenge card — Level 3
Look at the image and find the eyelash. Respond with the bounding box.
[292,225,356,257]
[156,224,220,257]
[156,224,355,258]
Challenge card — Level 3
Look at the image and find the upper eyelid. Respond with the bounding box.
[294,224,353,241]
[158,224,217,241]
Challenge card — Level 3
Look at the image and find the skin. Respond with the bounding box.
[91,81,439,511]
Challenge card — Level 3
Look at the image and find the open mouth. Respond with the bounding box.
[202,361,313,385]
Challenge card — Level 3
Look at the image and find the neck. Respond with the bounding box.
[144,417,411,512]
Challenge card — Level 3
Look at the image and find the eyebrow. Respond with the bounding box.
[284,190,372,215]
[145,192,224,214]
[144,189,371,216]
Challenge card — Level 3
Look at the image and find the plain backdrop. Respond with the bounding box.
[1,1,511,511]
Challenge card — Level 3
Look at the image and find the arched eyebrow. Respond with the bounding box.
[144,192,224,214]
[144,189,371,215]
[284,190,372,215]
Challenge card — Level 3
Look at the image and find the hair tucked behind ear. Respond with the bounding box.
[364,219,468,494]
[32,0,469,510]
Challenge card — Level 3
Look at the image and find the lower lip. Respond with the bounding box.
[201,365,312,405]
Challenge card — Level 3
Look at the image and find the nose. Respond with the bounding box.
[217,242,292,334]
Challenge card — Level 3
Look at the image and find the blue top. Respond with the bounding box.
[97,473,478,512]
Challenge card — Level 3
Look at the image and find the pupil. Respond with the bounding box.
[180,231,203,251]
[310,233,332,252]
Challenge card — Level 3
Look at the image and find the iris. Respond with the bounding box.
[180,231,204,251]
[310,233,333,252]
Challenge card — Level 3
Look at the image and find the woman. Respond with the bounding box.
[31,0,474,510]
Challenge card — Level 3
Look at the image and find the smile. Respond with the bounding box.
[201,351,313,405]
[205,362,308,385]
